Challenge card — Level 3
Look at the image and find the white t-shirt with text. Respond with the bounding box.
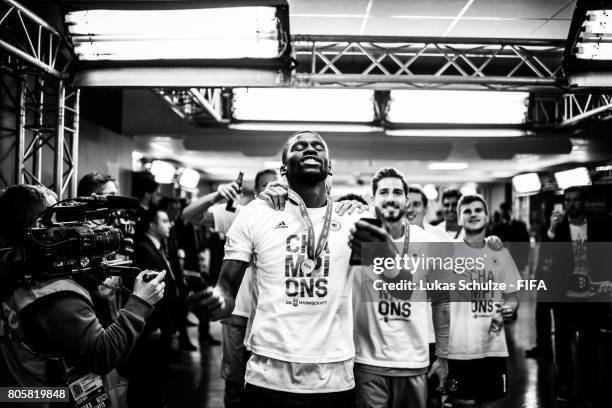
[448,242,520,360]
[353,224,439,369]
[224,199,364,392]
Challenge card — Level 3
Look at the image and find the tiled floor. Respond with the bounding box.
[162,299,610,408]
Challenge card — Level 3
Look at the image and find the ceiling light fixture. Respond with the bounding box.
[229,122,381,132]
[387,90,529,124]
[512,173,542,195]
[385,128,527,137]
[428,162,469,171]
[179,168,200,189]
[65,7,285,61]
[232,88,376,122]
[150,160,176,183]
[554,167,591,190]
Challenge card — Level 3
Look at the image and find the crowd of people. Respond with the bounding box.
[0,130,610,408]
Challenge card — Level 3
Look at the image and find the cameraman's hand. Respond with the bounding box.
[133,270,166,306]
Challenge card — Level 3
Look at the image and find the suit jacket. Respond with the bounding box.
[540,214,612,299]
[133,235,180,332]
[491,219,530,271]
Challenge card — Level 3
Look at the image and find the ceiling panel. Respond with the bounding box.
[529,19,572,39]
[291,16,363,34]
[363,17,450,36]
[370,0,466,17]
[465,0,574,19]
[289,0,369,15]
[448,19,546,38]
[553,1,577,20]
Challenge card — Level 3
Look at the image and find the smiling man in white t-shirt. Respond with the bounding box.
[445,194,520,406]
[352,168,450,408]
[190,131,366,407]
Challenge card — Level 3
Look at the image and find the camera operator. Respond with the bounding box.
[77,172,124,327]
[0,184,166,408]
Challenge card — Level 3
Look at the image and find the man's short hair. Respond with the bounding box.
[441,188,461,203]
[0,184,55,245]
[281,131,327,164]
[132,172,159,200]
[336,193,368,206]
[457,194,489,216]
[372,167,408,196]
[137,205,165,233]
[565,186,586,200]
[77,172,116,196]
[255,169,279,188]
[408,186,428,208]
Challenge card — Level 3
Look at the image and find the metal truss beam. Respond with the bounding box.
[531,93,612,127]
[1,73,79,198]
[0,0,74,78]
[154,88,228,124]
[292,35,565,91]
[0,0,79,197]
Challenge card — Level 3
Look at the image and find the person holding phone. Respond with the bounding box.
[351,168,449,408]
[542,187,612,405]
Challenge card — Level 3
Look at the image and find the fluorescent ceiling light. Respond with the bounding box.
[65,7,283,60]
[428,162,469,171]
[575,42,612,60]
[422,184,439,200]
[512,173,541,195]
[179,168,200,189]
[232,88,375,122]
[387,90,529,124]
[582,10,612,35]
[230,122,380,132]
[386,128,526,137]
[554,167,591,190]
[150,160,176,183]
[460,183,478,196]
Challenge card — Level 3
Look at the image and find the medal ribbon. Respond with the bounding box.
[287,189,333,263]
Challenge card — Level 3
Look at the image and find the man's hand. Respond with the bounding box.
[427,357,449,392]
[348,219,391,250]
[336,200,369,216]
[188,286,229,321]
[597,281,612,294]
[258,181,289,210]
[549,210,563,236]
[485,235,504,251]
[216,182,241,203]
[133,270,166,306]
[500,303,515,322]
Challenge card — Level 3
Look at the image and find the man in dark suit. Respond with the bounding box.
[119,206,178,408]
[491,202,530,272]
[541,187,612,406]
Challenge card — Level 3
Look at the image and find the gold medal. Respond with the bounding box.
[300,259,316,274]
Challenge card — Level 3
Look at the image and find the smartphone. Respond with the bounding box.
[349,217,383,265]
[361,217,383,228]
[184,270,208,292]
[553,203,563,214]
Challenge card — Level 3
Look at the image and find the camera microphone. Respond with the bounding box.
[75,195,140,209]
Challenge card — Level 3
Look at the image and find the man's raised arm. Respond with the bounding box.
[182,181,240,227]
